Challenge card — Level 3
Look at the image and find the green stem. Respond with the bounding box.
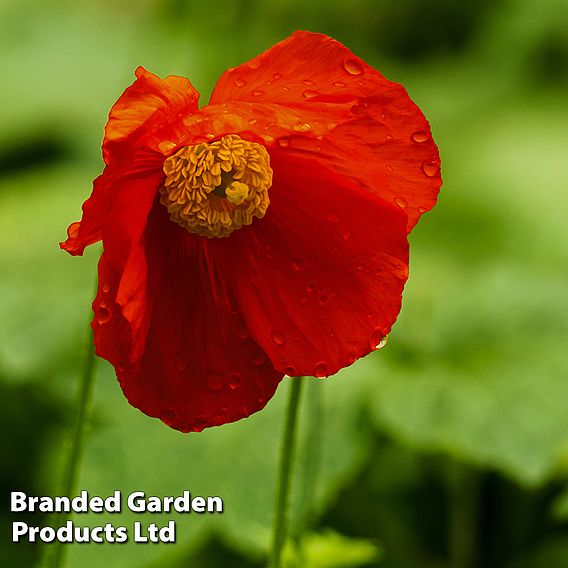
[269,377,304,568]
[47,320,97,568]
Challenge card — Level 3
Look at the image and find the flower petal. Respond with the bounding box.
[216,150,410,378]
[103,66,200,165]
[210,31,441,229]
[94,198,283,433]
[61,66,198,256]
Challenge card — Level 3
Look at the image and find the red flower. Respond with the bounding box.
[61,31,441,433]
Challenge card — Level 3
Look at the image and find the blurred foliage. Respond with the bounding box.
[1,0,568,567]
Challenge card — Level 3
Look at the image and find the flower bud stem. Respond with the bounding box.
[47,284,98,568]
[269,377,304,568]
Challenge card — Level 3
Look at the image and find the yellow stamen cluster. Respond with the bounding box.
[160,134,273,238]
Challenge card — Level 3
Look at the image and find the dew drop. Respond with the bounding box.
[273,72,282,80]
[174,353,187,372]
[248,118,258,125]
[386,165,394,172]
[278,137,291,148]
[343,58,363,75]
[248,59,261,70]
[370,328,388,350]
[292,122,311,132]
[158,140,176,153]
[282,85,290,91]
[422,161,439,177]
[97,302,111,324]
[253,354,265,366]
[417,206,428,213]
[233,78,246,87]
[228,372,242,390]
[303,79,315,85]
[302,89,320,99]
[342,230,352,241]
[314,361,328,377]
[319,294,329,305]
[207,371,225,391]
[385,133,393,140]
[307,281,316,292]
[412,130,429,143]
[252,89,265,97]
[102,283,110,293]
[394,196,408,209]
[333,81,346,87]
[284,365,296,376]
[292,256,306,271]
[327,211,341,223]
[272,332,285,346]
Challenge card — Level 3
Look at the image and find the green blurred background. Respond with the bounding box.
[1,0,568,566]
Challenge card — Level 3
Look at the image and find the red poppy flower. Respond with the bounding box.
[61,31,441,433]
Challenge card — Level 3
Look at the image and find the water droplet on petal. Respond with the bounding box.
[385,133,393,140]
[102,283,110,293]
[158,140,176,153]
[314,361,328,377]
[97,302,111,324]
[327,211,341,223]
[253,354,265,366]
[370,328,388,350]
[343,58,363,75]
[252,89,264,97]
[292,256,306,271]
[342,230,352,241]
[292,122,311,132]
[278,137,291,148]
[303,79,315,85]
[394,197,408,209]
[233,78,246,87]
[175,353,188,372]
[412,130,429,143]
[284,365,296,376]
[333,81,346,87]
[248,118,258,125]
[307,281,316,292]
[273,72,282,80]
[248,59,261,69]
[228,372,242,389]
[272,332,285,346]
[207,371,225,391]
[302,89,320,99]
[422,161,439,177]
[417,206,428,213]
[319,294,329,305]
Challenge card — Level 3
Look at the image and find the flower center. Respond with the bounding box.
[160,134,272,238]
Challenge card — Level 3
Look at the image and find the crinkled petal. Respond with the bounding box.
[215,150,410,377]
[61,66,198,256]
[94,198,283,433]
[211,30,441,229]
